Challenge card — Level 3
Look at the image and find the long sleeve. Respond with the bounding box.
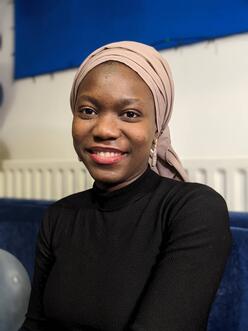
[20,208,55,331]
[128,186,232,331]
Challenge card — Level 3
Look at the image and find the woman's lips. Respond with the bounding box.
[87,148,127,165]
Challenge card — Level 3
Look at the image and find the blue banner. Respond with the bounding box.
[14,0,248,79]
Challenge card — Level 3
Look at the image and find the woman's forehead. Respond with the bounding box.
[78,61,153,98]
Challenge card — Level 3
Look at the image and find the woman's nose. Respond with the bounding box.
[92,113,120,140]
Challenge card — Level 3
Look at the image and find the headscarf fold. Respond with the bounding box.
[70,41,188,181]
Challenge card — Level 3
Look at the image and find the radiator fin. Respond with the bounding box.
[0,158,247,211]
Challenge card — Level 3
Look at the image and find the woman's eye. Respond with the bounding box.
[78,108,96,117]
[123,111,139,119]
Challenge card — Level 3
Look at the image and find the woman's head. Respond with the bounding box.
[71,41,188,189]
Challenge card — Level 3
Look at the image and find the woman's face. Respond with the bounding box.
[72,62,156,191]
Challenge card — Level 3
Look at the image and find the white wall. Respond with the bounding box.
[164,37,248,158]
[0,0,248,162]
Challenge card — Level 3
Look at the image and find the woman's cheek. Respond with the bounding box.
[72,120,87,140]
[131,128,154,147]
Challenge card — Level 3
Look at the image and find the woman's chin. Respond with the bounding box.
[89,168,124,186]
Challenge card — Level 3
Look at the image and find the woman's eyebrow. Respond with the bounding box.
[77,95,142,107]
[117,97,142,107]
[77,95,101,107]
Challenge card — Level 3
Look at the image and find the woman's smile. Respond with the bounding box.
[86,146,128,165]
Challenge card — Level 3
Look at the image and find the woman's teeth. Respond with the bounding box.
[94,151,121,157]
[89,149,125,164]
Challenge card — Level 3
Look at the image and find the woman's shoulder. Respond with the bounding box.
[155,176,229,226]
[38,189,94,236]
[46,188,94,214]
[159,175,227,206]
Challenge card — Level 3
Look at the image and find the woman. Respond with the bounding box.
[21,41,231,331]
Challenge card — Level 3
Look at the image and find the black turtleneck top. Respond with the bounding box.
[21,167,231,331]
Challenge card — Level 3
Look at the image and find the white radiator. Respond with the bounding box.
[0,160,94,201]
[183,158,248,212]
[0,158,247,211]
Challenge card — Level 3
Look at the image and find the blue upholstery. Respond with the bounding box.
[0,198,52,279]
[207,217,248,331]
[0,198,247,330]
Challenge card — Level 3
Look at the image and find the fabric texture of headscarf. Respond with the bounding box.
[70,41,188,181]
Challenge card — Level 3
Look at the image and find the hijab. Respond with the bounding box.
[70,41,188,181]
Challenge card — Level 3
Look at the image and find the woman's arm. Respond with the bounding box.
[128,185,232,331]
[20,207,55,331]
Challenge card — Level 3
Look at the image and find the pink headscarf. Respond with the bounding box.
[70,41,188,181]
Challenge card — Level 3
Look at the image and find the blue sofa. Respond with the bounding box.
[0,198,247,331]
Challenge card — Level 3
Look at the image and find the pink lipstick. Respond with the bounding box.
[87,147,127,165]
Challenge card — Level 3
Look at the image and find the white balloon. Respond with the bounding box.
[0,249,31,331]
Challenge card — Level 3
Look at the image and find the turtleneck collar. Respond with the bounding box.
[91,166,160,211]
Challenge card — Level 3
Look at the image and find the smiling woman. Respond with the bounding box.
[21,41,231,331]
